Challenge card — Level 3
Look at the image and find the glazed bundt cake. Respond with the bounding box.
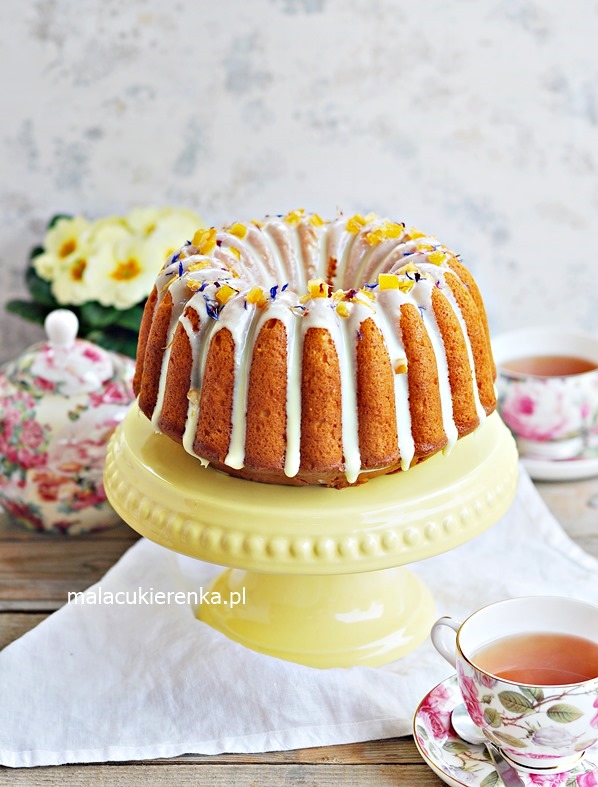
[133,210,496,488]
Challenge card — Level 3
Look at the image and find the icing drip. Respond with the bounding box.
[373,291,415,471]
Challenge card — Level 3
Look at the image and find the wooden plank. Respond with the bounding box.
[0,538,138,609]
[0,513,138,543]
[0,764,443,786]
[536,478,598,547]
[0,612,46,650]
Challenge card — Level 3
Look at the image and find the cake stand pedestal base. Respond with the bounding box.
[200,565,435,667]
[105,406,518,667]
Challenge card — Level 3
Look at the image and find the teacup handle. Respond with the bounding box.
[431,616,462,668]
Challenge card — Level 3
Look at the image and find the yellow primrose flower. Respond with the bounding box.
[50,240,97,306]
[125,207,163,235]
[34,216,90,281]
[33,251,62,282]
[85,216,131,249]
[85,236,161,309]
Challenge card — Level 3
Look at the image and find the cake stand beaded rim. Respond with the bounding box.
[104,406,519,575]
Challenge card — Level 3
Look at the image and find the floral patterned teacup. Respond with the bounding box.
[431,597,598,773]
[493,329,598,460]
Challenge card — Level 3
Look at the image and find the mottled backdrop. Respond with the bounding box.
[1,0,597,360]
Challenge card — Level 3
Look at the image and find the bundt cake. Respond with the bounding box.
[133,210,496,488]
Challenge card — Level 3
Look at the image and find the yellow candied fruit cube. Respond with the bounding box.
[394,359,408,374]
[228,246,241,260]
[384,221,405,239]
[346,214,367,233]
[397,262,418,276]
[427,250,447,266]
[309,213,324,227]
[378,273,401,290]
[186,278,203,292]
[193,227,218,255]
[408,227,427,239]
[246,286,267,307]
[416,242,435,253]
[187,260,211,272]
[336,302,350,318]
[365,228,385,246]
[360,287,376,301]
[230,268,240,278]
[215,283,237,305]
[285,208,305,225]
[307,278,331,298]
[251,218,264,228]
[399,279,415,293]
[228,222,247,239]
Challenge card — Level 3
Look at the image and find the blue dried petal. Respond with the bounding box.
[418,305,426,318]
[185,239,191,245]
[281,283,289,291]
[178,260,184,277]
[364,282,378,289]
[171,251,181,264]
[199,281,209,292]
[270,285,278,299]
[205,299,220,320]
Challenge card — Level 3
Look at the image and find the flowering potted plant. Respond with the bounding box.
[6,207,203,358]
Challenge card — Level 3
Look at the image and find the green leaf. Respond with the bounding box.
[5,299,49,324]
[575,738,597,752]
[85,328,138,359]
[498,691,534,714]
[47,213,72,229]
[442,740,470,753]
[520,687,544,703]
[29,245,45,261]
[483,707,502,728]
[113,303,144,332]
[414,724,428,741]
[25,266,58,307]
[546,703,584,724]
[78,301,121,330]
[492,730,528,749]
[480,773,499,787]
[481,694,493,704]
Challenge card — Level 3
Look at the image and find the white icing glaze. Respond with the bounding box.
[146,212,493,483]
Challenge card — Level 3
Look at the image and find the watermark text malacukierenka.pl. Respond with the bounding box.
[67,586,246,607]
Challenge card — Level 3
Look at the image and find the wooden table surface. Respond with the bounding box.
[1,476,597,786]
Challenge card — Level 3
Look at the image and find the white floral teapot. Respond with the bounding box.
[0,309,135,534]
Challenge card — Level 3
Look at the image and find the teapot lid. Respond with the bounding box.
[7,309,115,396]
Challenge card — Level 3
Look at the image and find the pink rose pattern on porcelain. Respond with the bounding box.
[414,675,598,787]
[0,358,134,535]
[456,658,598,766]
[497,373,598,443]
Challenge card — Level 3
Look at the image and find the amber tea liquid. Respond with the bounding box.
[501,355,597,377]
[473,632,598,685]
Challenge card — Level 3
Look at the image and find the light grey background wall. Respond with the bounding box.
[1,0,597,362]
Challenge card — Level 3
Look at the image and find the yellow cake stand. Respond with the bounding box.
[104,406,518,668]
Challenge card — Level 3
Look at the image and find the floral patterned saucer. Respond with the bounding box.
[413,675,598,787]
[521,445,598,482]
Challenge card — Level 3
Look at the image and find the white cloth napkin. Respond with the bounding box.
[1,467,597,768]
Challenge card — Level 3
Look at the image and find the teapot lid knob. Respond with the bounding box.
[44,309,79,348]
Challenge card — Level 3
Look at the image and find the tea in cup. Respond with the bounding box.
[492,328,598,460]
[431,596,598,772]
